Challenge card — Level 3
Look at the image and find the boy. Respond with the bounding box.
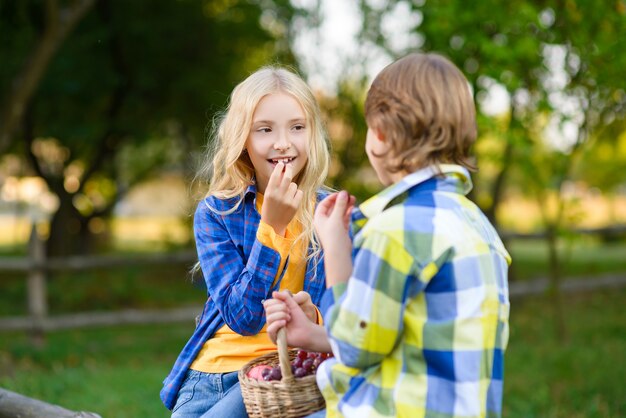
[264,53,511,418]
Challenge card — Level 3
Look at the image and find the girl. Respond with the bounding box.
[161,67,331,417]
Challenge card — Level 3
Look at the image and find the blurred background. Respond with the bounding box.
[0,0,624,417]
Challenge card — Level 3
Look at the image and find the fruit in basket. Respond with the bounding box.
[294,367,308,378]
[246,365,273,380]
[289,350,334,378]
[266,367,282,381]
[247,350,335,382]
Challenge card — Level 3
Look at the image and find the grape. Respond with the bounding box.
[268,367,282,381]
[288,350,335,378]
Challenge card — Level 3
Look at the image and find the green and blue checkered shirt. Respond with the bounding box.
[317,165,511,418]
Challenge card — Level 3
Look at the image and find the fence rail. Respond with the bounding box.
[1,225,625,336]
[0,387,101,418]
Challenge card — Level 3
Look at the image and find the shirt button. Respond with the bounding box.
[359,320,367,329]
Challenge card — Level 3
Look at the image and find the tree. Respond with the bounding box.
[353,0,626,340]
[0,0,97,155]
[1,0,301,256]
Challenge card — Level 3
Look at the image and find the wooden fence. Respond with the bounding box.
[0,387,101,418]
[1,225,625,338]
[0,226,199,340]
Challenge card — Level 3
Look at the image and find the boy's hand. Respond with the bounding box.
[261,162,303,236]
[292,291,318,323]
[314,191,355,287]
[263,291,315,346]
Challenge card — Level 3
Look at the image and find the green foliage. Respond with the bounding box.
[0,0,303,255]
[353,0,626,223]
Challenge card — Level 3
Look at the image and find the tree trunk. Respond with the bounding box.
[546,225,568,342]
[46,190,89,257]
[0,387,101,418]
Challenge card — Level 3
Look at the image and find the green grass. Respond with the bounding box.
[1,238,625,416]
[507,238,626,281]
[505,289,626,417]
[0,323,195,417]
[1,289,624,417]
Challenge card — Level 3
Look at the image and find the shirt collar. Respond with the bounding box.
[352,164,472,224]
[244,182,257,197]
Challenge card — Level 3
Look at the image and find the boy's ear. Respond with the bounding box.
[375,130,386,142]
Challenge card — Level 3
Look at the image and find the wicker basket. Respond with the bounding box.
[239,328,325,418]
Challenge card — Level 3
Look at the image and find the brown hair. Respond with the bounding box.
[364,52,477,172]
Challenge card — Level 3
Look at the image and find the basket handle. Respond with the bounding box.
[276,327,295,383]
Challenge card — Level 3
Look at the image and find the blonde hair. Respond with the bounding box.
[197,66,330,263]
[365,53,477,172]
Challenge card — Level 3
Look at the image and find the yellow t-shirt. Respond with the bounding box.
[190,193,316,373]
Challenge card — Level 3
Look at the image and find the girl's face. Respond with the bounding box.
[246,92,309,193]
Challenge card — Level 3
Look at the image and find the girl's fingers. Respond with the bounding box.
[281,164,294,190]
[287,182,298,199]
[293,189,304,208]
[266,162,284,191]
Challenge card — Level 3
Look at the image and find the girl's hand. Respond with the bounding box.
[261,162,303,236]
[314,191,355,287]
[292,291,318,323]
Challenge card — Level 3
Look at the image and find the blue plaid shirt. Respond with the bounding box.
[160,184,327,410]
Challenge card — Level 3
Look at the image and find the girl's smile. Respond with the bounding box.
[267,156,296,166]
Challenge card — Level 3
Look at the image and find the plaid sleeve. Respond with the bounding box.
[323,232,421,369]
[194,202,282,336]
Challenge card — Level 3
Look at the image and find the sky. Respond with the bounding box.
[292,0,390,94]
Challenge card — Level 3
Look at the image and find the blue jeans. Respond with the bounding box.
[171,369,248,418]
[306,409,326,418]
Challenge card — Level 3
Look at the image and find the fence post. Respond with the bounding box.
[27,224,47,346]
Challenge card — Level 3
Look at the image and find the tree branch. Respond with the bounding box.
[0,0,97,154]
